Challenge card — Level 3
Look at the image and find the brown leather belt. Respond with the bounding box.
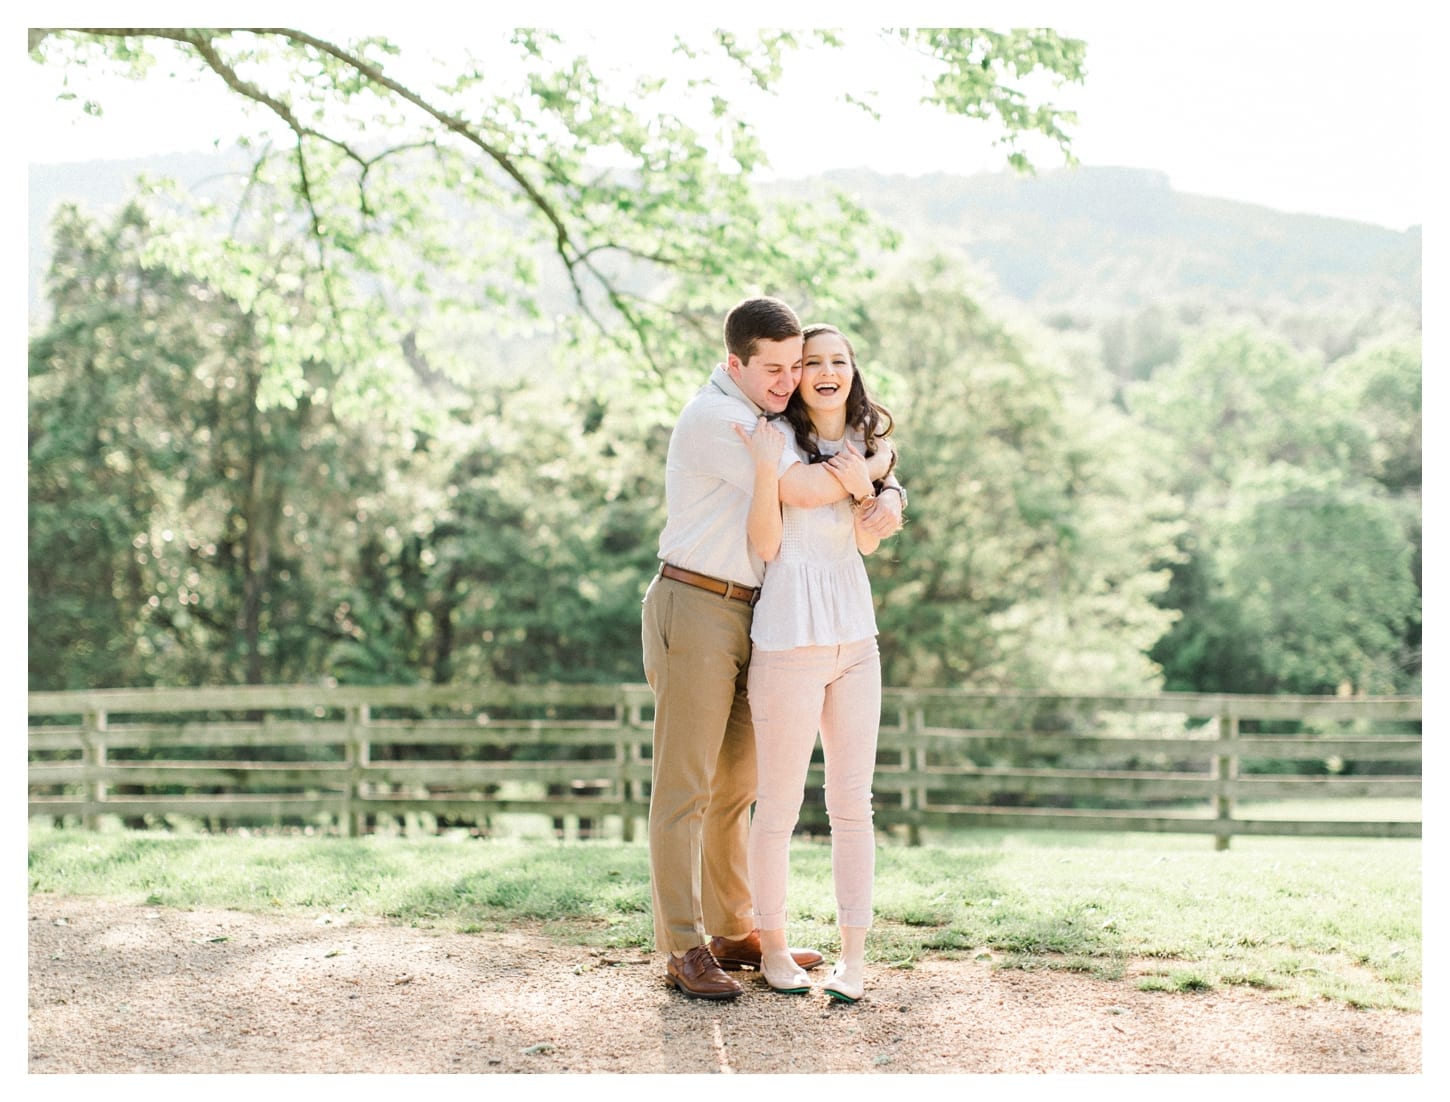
[659,563,759,606]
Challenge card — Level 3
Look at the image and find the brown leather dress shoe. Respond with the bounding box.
[666,945,744,1000]
[709,929,825,972]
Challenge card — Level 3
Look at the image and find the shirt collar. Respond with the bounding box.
[709,363,764,417]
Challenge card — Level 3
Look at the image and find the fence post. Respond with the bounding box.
[344,704,370,838]
[907,706,925,847]
[1213,711,1239,851]
[615,727,635,844]
[81,707,108,831]
[625,697,653,844]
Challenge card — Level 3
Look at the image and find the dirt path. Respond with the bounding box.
[27,894,1420,1075]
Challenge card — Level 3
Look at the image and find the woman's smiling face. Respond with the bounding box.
[799,331,854,418]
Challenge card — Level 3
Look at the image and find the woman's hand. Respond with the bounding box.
[733,416,786,473]
[824,440,874,502]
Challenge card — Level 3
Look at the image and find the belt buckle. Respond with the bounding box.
[724,581,758,607]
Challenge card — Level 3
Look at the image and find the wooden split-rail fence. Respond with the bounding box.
[27,684,1421,849]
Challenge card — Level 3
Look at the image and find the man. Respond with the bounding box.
[642,296,903,999]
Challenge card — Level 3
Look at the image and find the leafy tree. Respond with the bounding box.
[1127,328,1362,500]
[28,198,675,690]
[1324,335,1422,686]
[1098,305,1182,390]
[1128,326,1421,694]
[29,205,164,688]
[1326,336,1421,496]
[420,382,665,685]
[1218,468,1417,694]
[29,27,1085,398]
[28,202,426,688]
[851,258,1182,692]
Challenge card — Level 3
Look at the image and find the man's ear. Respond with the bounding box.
[724,354,743,378]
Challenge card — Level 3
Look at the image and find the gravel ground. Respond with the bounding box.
[27,894,1421,1075]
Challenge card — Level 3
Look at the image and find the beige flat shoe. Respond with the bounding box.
[761,955,810,994]
[822,961,864,1003]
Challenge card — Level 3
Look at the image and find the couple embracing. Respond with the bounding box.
[641,296,906,1003]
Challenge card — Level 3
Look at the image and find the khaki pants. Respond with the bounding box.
[641,573,758,954]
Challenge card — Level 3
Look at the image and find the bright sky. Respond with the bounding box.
[22,6,1431,231]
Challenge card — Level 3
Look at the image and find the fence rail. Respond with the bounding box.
[28,684,1421,847]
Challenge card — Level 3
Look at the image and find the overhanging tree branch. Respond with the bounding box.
[60,26,660,361]
[34,26,1085,384]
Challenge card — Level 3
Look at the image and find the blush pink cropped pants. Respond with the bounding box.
[746,636,881,932]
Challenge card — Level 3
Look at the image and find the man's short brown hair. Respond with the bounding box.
[723,297,801,363]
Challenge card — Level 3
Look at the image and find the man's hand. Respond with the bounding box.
[857,491,903,540]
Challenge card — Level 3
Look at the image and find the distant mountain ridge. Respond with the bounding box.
[771,166,1420,316]
[29,155,1421,323]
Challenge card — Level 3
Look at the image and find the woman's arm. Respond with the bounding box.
[778,433,896,509]
[733,417,786,560]
[853,503,883,555]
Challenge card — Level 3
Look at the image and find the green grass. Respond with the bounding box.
[27,823,1420,1011]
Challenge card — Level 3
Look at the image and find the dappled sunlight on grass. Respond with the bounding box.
[28,823,1419,1009]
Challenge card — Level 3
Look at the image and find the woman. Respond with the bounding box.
[736,323,900,1002]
